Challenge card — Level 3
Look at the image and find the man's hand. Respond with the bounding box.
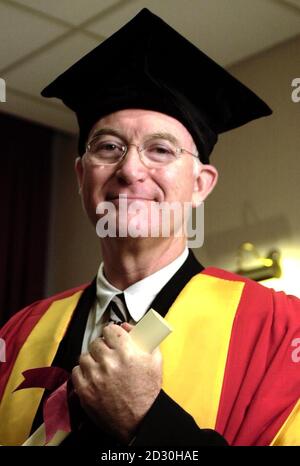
[71,323,162,443]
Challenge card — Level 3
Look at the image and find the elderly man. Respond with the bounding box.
[0,9,299,447]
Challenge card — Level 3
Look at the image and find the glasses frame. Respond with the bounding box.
[84,137,199,167]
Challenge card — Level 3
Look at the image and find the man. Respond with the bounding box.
[0,9,299,447]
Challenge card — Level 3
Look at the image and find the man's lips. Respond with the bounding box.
[106,194,158,202]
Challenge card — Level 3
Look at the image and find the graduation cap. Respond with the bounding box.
[42,8,272,163]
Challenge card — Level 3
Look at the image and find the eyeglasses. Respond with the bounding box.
[84,136,198,168]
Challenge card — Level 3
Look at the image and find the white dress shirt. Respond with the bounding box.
[81,247,188,353]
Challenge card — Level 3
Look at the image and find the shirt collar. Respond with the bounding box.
[96,247,189,322]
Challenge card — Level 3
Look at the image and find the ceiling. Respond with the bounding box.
[0,0,300,134]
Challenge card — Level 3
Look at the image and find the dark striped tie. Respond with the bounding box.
[109,293,130,324]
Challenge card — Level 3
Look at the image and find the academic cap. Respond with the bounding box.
[41,8,272,163]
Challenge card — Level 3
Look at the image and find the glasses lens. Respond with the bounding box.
[87,137,124,164]
[142,139,177,166]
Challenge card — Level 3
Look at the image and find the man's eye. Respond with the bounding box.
[99,142,119,151]
[149,145,174,155]
[91,140,122,153]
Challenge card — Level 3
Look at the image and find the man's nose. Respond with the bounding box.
[115,145,148,183]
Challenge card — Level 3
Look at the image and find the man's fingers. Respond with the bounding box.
[152,347,163,364]
[121,322,133,332]
[102,323,130,349]
[89,337,111,361]
[72,364,87,393]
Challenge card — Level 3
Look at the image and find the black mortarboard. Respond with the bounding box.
[41,8,272,163]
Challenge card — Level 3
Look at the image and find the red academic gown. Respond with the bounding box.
[0,251,299,446]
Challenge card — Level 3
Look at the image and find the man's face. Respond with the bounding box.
[75,109,217,239]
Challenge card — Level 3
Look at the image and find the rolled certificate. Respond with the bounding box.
[129,309,172,353]
[22,308,172,446]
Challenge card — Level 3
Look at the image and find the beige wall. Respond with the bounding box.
[197,35,300,296]
[46,35,300,296]
[46,134,100,295]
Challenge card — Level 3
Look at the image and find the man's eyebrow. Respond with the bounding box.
[89,127,124,140]
[89,129,180,145]
[146,132,180,145]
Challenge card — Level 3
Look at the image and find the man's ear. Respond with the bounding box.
[75,156,83,194]
[192,163,218,207]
